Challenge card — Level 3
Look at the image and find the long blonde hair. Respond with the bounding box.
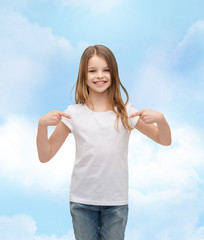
[75,44,133,132]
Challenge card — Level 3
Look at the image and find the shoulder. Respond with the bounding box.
[125,102,132,109]
[64,103,84,114]
[125,102,138,113]
[125,102,140,128]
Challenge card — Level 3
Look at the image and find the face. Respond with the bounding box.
[86,55,111,95]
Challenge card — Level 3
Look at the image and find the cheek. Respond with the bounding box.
[85,77,89,85]
[86,76,93,86]
[108,74,112,82]
[87,73,94,80]
[104,72,111,79]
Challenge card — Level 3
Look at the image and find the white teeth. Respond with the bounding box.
[95,81,106,84]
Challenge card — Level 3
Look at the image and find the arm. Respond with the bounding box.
[129,109,172,146]
[36,110,71,163]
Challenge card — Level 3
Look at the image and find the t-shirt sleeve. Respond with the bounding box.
[61,105,73,132]
[127,102,140,128]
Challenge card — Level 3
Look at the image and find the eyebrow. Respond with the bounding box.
[88,66,109,69]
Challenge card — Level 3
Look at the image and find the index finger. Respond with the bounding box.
[129,110,143,117]
[60,112,72,119]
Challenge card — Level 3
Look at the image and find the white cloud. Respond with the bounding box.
[133,52,176,106]
[177,20,204,53]
[56,0,124,13]
[0,115,75,197]
[18,16,71,54]
[0,9,77,115]
[127,20,204,239]
[132,20,204,108]
[174,20,204,78]
[127,125,204,240]
[129,125,204,191]
[0,9,73,73]
[0,214,75,240]
[0,215,36,240]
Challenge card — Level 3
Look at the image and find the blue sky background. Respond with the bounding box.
[0,0,204,239]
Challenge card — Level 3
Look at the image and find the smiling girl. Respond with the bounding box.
[36,44,171,240]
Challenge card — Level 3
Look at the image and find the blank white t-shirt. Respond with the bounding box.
[61,102,139,206]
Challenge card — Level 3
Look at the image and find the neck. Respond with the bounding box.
[86,92,112,110]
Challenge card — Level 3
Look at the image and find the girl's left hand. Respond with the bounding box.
[129,109,163,124]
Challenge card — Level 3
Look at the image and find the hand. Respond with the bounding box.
[129,109,163,124]
[39,110,71,127]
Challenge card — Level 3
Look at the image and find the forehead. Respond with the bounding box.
[88,55,108,67]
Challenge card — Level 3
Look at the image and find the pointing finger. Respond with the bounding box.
[136,110,145,116]
[60,112,72,119]
[129,110,143,118]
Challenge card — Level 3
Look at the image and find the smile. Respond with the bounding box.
[94,81,107,85]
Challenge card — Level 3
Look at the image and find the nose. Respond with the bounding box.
[97,70,104,78]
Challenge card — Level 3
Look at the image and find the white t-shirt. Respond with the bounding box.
[61,102,139,206]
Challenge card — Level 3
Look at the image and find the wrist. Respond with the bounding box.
[38,118,47,128]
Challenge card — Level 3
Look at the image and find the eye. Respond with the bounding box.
[104,69,110,72]
[88,70,95,73]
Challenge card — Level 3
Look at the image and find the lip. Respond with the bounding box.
[94,81,107,88]
[93,81,107,83]
[93,81,107,87]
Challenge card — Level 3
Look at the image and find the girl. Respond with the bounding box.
[36,45,171,240]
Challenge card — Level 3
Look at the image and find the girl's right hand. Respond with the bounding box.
[39,110,71,127]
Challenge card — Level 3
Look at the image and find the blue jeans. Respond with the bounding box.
[70,202,128,240]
